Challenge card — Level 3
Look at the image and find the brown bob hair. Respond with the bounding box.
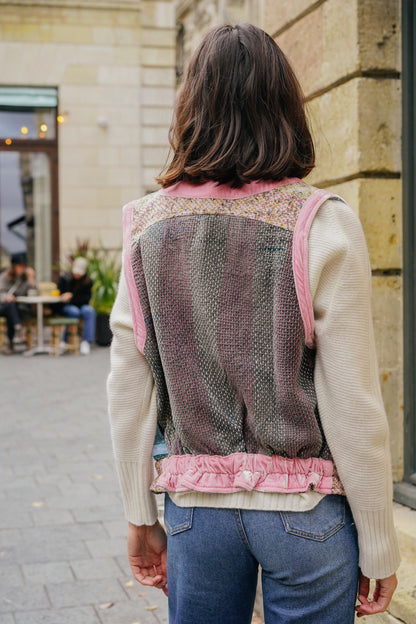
[157,23,315,188]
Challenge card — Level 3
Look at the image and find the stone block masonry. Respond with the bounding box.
[265,0,403,482]
[140,2,176,193]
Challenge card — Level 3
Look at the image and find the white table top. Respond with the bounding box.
[15,295,61,304]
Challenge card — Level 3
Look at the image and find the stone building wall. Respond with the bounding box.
[175,0,403,479]
[176,0,264,72]
[0,0,175,254]
[1,0,402,475]
[140,0,175,192]
[266,0,403,479]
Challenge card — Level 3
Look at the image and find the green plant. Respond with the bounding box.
[88,247,121,315]
[65,240,121,315]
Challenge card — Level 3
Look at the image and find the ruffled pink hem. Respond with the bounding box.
[152,453,344,495]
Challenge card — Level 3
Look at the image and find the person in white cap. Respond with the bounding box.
[57,256,96,354]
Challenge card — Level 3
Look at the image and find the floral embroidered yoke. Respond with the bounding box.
[123,179,345,496]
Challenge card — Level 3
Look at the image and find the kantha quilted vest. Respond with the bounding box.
[123,179,344,495]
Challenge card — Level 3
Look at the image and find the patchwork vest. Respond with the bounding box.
[123,179,344,496]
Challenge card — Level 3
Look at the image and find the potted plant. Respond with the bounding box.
[88,247,121,346]
[63,240,121,346]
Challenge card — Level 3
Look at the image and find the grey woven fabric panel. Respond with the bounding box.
[131,213,330,460]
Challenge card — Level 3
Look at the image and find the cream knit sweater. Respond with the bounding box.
[107,196,400,579]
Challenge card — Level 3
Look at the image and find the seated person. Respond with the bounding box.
[0,252,36,354]
[58,257,96,355]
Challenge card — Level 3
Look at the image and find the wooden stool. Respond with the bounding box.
[22,318,37,350]
[0,317,6,353]
[0,316,37,352]
[45,317,80,356]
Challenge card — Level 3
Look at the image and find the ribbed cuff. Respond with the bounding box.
[116,460,158,526]
[354,507,401,578]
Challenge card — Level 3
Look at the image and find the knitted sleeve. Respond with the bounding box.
[309,198,400,579]
[107,266,159,526]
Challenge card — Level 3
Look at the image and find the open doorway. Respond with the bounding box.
[0,87,59,280]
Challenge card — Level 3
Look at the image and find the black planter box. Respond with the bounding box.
[95,313,112,346]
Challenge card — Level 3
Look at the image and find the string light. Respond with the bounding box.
[40,123,48,132]
[57,115,65,124]
[5,138,12,145]
[20,126,29,135]
[39,132,45,139]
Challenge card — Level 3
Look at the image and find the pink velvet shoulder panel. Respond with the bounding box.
[123,202,147,353]
[292,190,334,349]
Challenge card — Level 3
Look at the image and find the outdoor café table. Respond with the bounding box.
[15,295,61,355]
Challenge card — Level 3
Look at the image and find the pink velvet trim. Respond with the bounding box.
[153,453,336,494]
[123,202,146,353]
[161,178,301,199]
[292,189,333,348]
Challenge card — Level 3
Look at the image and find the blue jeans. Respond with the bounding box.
[164,494,359,624]
[62,304,96,343]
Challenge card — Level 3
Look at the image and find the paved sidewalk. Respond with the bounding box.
[1,347,168,624]
[2,347,415,624]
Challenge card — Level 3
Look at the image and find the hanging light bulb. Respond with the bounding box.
[21,126,29,135]
[5,138,12,145]
[57,115,65,124]
[40,123,48,132]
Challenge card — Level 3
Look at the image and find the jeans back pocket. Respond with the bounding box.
[280,495,346,542]
[164,494,194,536]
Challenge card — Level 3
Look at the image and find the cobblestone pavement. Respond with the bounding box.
[1,347,168,624]
[2,346,413,624]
